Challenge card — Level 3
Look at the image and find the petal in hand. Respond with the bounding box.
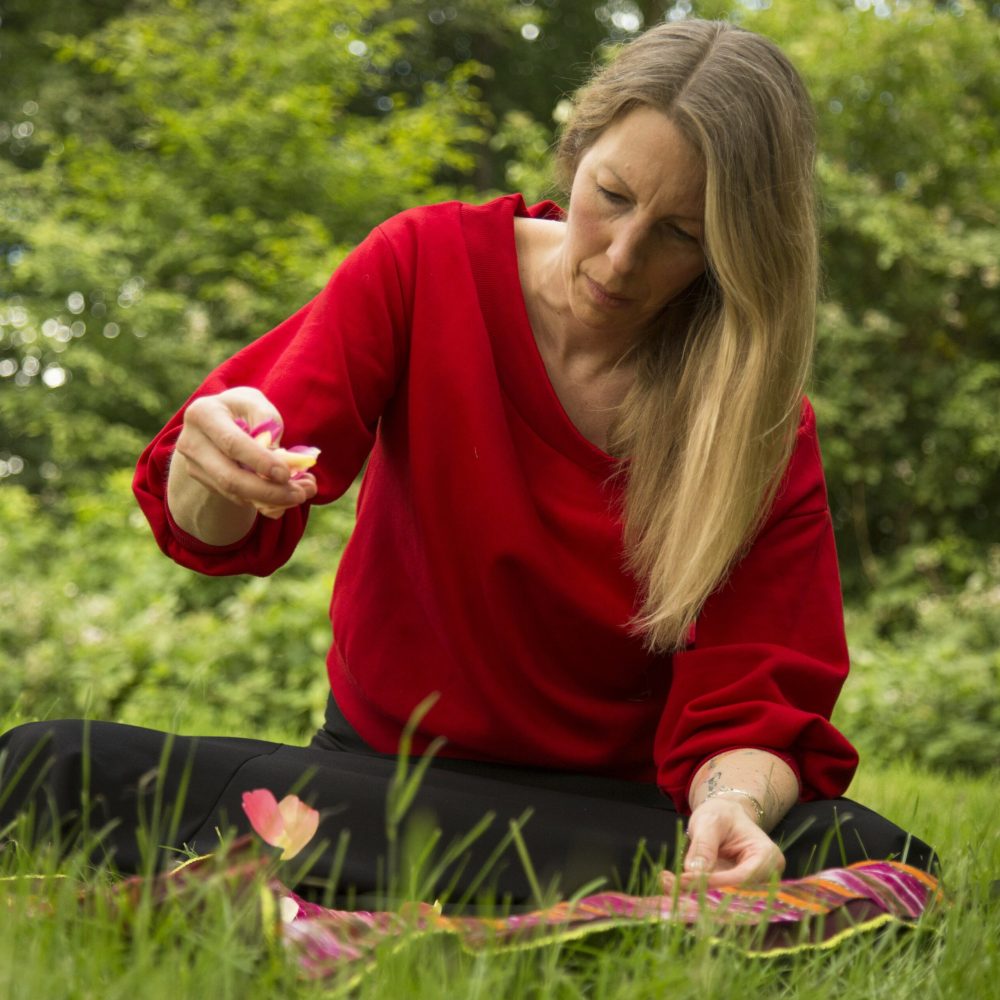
[234,418,321,480]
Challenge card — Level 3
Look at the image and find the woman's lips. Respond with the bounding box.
[585,275,631,308]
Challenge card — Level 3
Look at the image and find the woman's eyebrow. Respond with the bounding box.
[603,165,704,225]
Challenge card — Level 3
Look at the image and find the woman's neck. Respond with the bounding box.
[515,216,638,374]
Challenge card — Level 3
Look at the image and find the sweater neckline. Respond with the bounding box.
[462,193,622,476]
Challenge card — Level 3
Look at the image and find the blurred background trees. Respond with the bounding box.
[1,0,997,769]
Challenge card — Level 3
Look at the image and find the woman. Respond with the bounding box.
[0,20,934,904]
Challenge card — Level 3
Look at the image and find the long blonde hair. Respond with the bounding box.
[556,20,818,652]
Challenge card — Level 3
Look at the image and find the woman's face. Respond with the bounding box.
[562,106,707,341]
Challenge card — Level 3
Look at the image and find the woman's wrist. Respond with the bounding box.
[167,449,258,546]
[692,794,765,834]
[688,748,799,833]
[702,785,766,825]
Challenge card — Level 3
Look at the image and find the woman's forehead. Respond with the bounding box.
[581,107,706,217]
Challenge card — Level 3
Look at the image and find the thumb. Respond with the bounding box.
[684,830,719,875]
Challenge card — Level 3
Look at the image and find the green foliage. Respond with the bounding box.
[489,108,559,203]
[0,473,355,741]
[735,0,1000,598]
[834,544,1000,772]
[1,1,997,781]
[1,0,493,491]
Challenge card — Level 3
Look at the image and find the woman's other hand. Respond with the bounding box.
[661,796,786,891]
[663,746,798,891]
[167,386,317,544]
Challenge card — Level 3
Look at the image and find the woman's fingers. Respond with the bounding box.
[175,428,297,509]
[682,844,785,890]
[682,800,730,875]
[251,473,317,519]
[183,392,289,481]
[185,454,311,514]
[175,390,316,512]
[674,798,787,890]
[682,839,717,878]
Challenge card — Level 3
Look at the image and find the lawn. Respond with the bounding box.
[1,739,996,999]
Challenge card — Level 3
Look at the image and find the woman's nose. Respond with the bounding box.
[606,223,644,275]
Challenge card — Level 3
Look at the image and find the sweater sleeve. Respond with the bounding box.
[654,399,859,810]
[133,224,409,576]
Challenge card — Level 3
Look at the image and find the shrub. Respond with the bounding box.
[836,545,1000,773]
[0,470,353,741]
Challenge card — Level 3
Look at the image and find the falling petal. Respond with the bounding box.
[242,788,320,861]
[274,794,320,860]
[242,789,285,846]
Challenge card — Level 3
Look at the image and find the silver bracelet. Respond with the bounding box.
[704,786,766,825]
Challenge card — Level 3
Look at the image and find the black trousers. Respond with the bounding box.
[0,706,936,908]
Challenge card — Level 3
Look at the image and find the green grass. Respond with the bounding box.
[1,725,996,999]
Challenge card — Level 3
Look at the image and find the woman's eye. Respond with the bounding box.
[597,185,626,205]
[664,223,697,244]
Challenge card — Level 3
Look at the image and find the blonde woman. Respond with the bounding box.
[1,21,933,901]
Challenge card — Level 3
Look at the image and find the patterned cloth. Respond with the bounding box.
[221,850,938,979]
[5,843,941,981]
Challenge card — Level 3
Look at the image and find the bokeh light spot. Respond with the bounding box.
[42,364,67,388]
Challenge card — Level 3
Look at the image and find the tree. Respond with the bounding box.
[1,0,494,490]
[741,0,999,605]
[2,0,996,616]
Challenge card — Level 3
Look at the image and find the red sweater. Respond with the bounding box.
[134,194,858,809]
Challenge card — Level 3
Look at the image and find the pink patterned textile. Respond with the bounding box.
[260,858,940,978]
[5,845,939,980]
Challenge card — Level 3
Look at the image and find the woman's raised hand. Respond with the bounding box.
[167,387,318,544]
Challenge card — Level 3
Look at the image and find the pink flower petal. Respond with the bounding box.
[274,794,320,860]
[249,418,283,448]
[271,446,320,472]
[232,417,320,482]
[253,501,288,518]
[242,789,285,847]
